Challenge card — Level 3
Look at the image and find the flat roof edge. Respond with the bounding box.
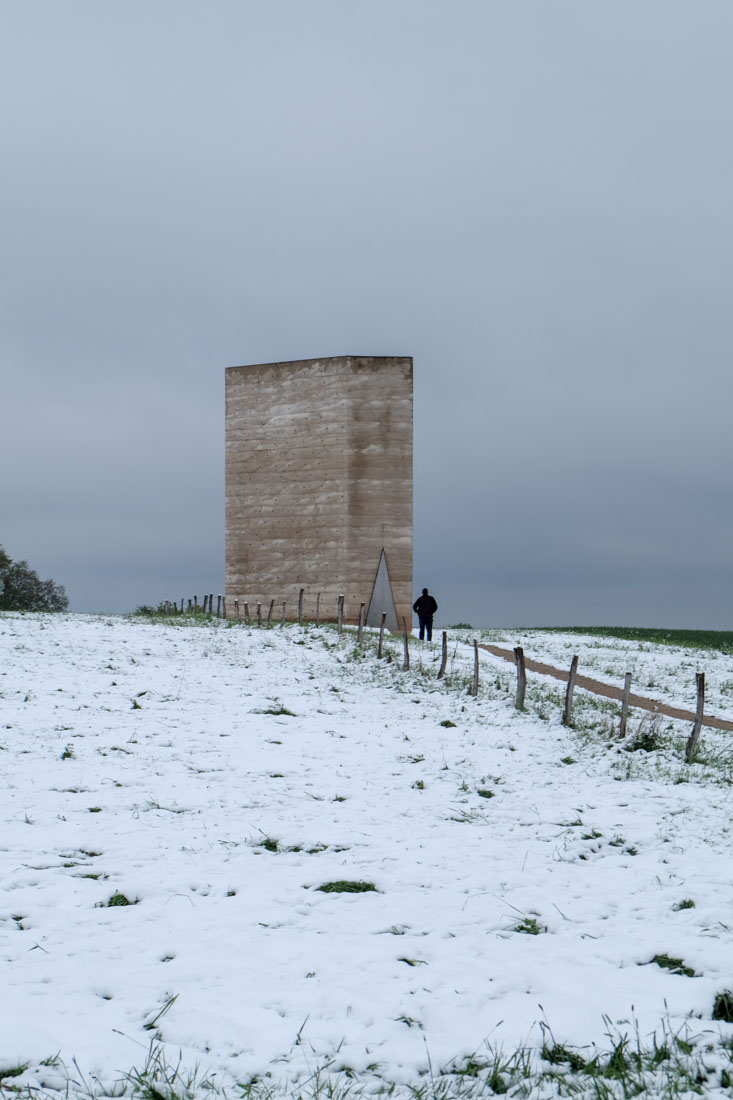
[226,355,413,373]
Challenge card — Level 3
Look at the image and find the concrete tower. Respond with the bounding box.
[225,355,413,627]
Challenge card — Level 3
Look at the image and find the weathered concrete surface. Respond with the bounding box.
[226,356,413,626]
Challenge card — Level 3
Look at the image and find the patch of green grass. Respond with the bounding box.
[674,897,696,910]
[560,755,576,765]
[103,891,135,907]
[261,704,297,717]
[60,744,74,760]
[542,1043,586,1071]
[650,953,696,977]
[440,719,457,728]
[316,880,377,894]
[476,788,494,799]
[544,625,733,655]
[513,916,545,935]
[88,806,103,813]
[0,1063,28,1081]
[713,991,733,1022]
[260,836,279,852]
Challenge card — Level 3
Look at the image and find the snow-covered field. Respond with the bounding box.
[2,613,733,1098]
[469,627,733,720]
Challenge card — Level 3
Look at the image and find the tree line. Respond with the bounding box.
[0,545,68,612]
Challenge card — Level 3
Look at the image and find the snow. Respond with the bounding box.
[477,627,733,719]
[2,613,733,1094]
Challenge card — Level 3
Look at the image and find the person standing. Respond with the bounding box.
[412,587,438,641]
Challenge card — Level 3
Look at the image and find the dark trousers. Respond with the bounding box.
[418,615,433,641]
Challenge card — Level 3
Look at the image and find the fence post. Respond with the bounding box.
[256,602,262,627]
[222,597,227,619]
[234,599,240,620]
[685,672,706,763]
[194,595,198,611]
[402,618,410,671]
[281,601,286,627]
[562,655,579,726]
[209,594,214,616]
[471,639,479,697]
[437,631,448,679]
[244,602,250,625]
[337,594,344,634]
[619,672,632,738]
[267,599,274,626]
[378,612,387,658]
[358,603,365,645]
[298,588,304,626]
[514,646,526,710]
[315,592,321,627]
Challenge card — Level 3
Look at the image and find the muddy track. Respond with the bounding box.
[476,643,733,732]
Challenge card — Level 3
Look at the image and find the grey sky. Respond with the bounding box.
[2,0,732,626]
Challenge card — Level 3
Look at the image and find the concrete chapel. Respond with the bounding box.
[225,355,413,628]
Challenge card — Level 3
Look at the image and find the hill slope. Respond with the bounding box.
[2,614,733,1097]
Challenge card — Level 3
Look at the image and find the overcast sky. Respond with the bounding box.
[2,1,732,627]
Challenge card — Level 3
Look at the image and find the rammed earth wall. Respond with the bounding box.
[225,356,413,627]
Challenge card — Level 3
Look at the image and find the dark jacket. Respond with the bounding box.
[413,594,438,618]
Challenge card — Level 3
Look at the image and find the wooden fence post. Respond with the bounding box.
[281,601,286,627]
[209,594,214,616]
[402,618,410,671]
[180,598,184,613]
[471,639,479,697]
[358,603,365,645]
[216,594,221,618]
[194,595,198,611]
[315,592,321,627]
[256,602,262,627]
[222,597,227,619]
[337,594,344,634]
[685,672,706,763]
[437,631,448,679]
[267,599,274,627]
[298,588,304,626]
[562,655,579,726]
[244,602,249,625]
[377,612,387,658]
[514,646,526,710]
[619,672,632,738]
[234,599,240,620]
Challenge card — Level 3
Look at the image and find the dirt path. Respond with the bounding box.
[476,643,733,732]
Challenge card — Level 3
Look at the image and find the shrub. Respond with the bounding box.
[0,546,68,612]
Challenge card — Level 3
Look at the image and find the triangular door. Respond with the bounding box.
[366,549,400,632]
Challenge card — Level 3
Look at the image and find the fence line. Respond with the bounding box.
[145,598,731,758]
